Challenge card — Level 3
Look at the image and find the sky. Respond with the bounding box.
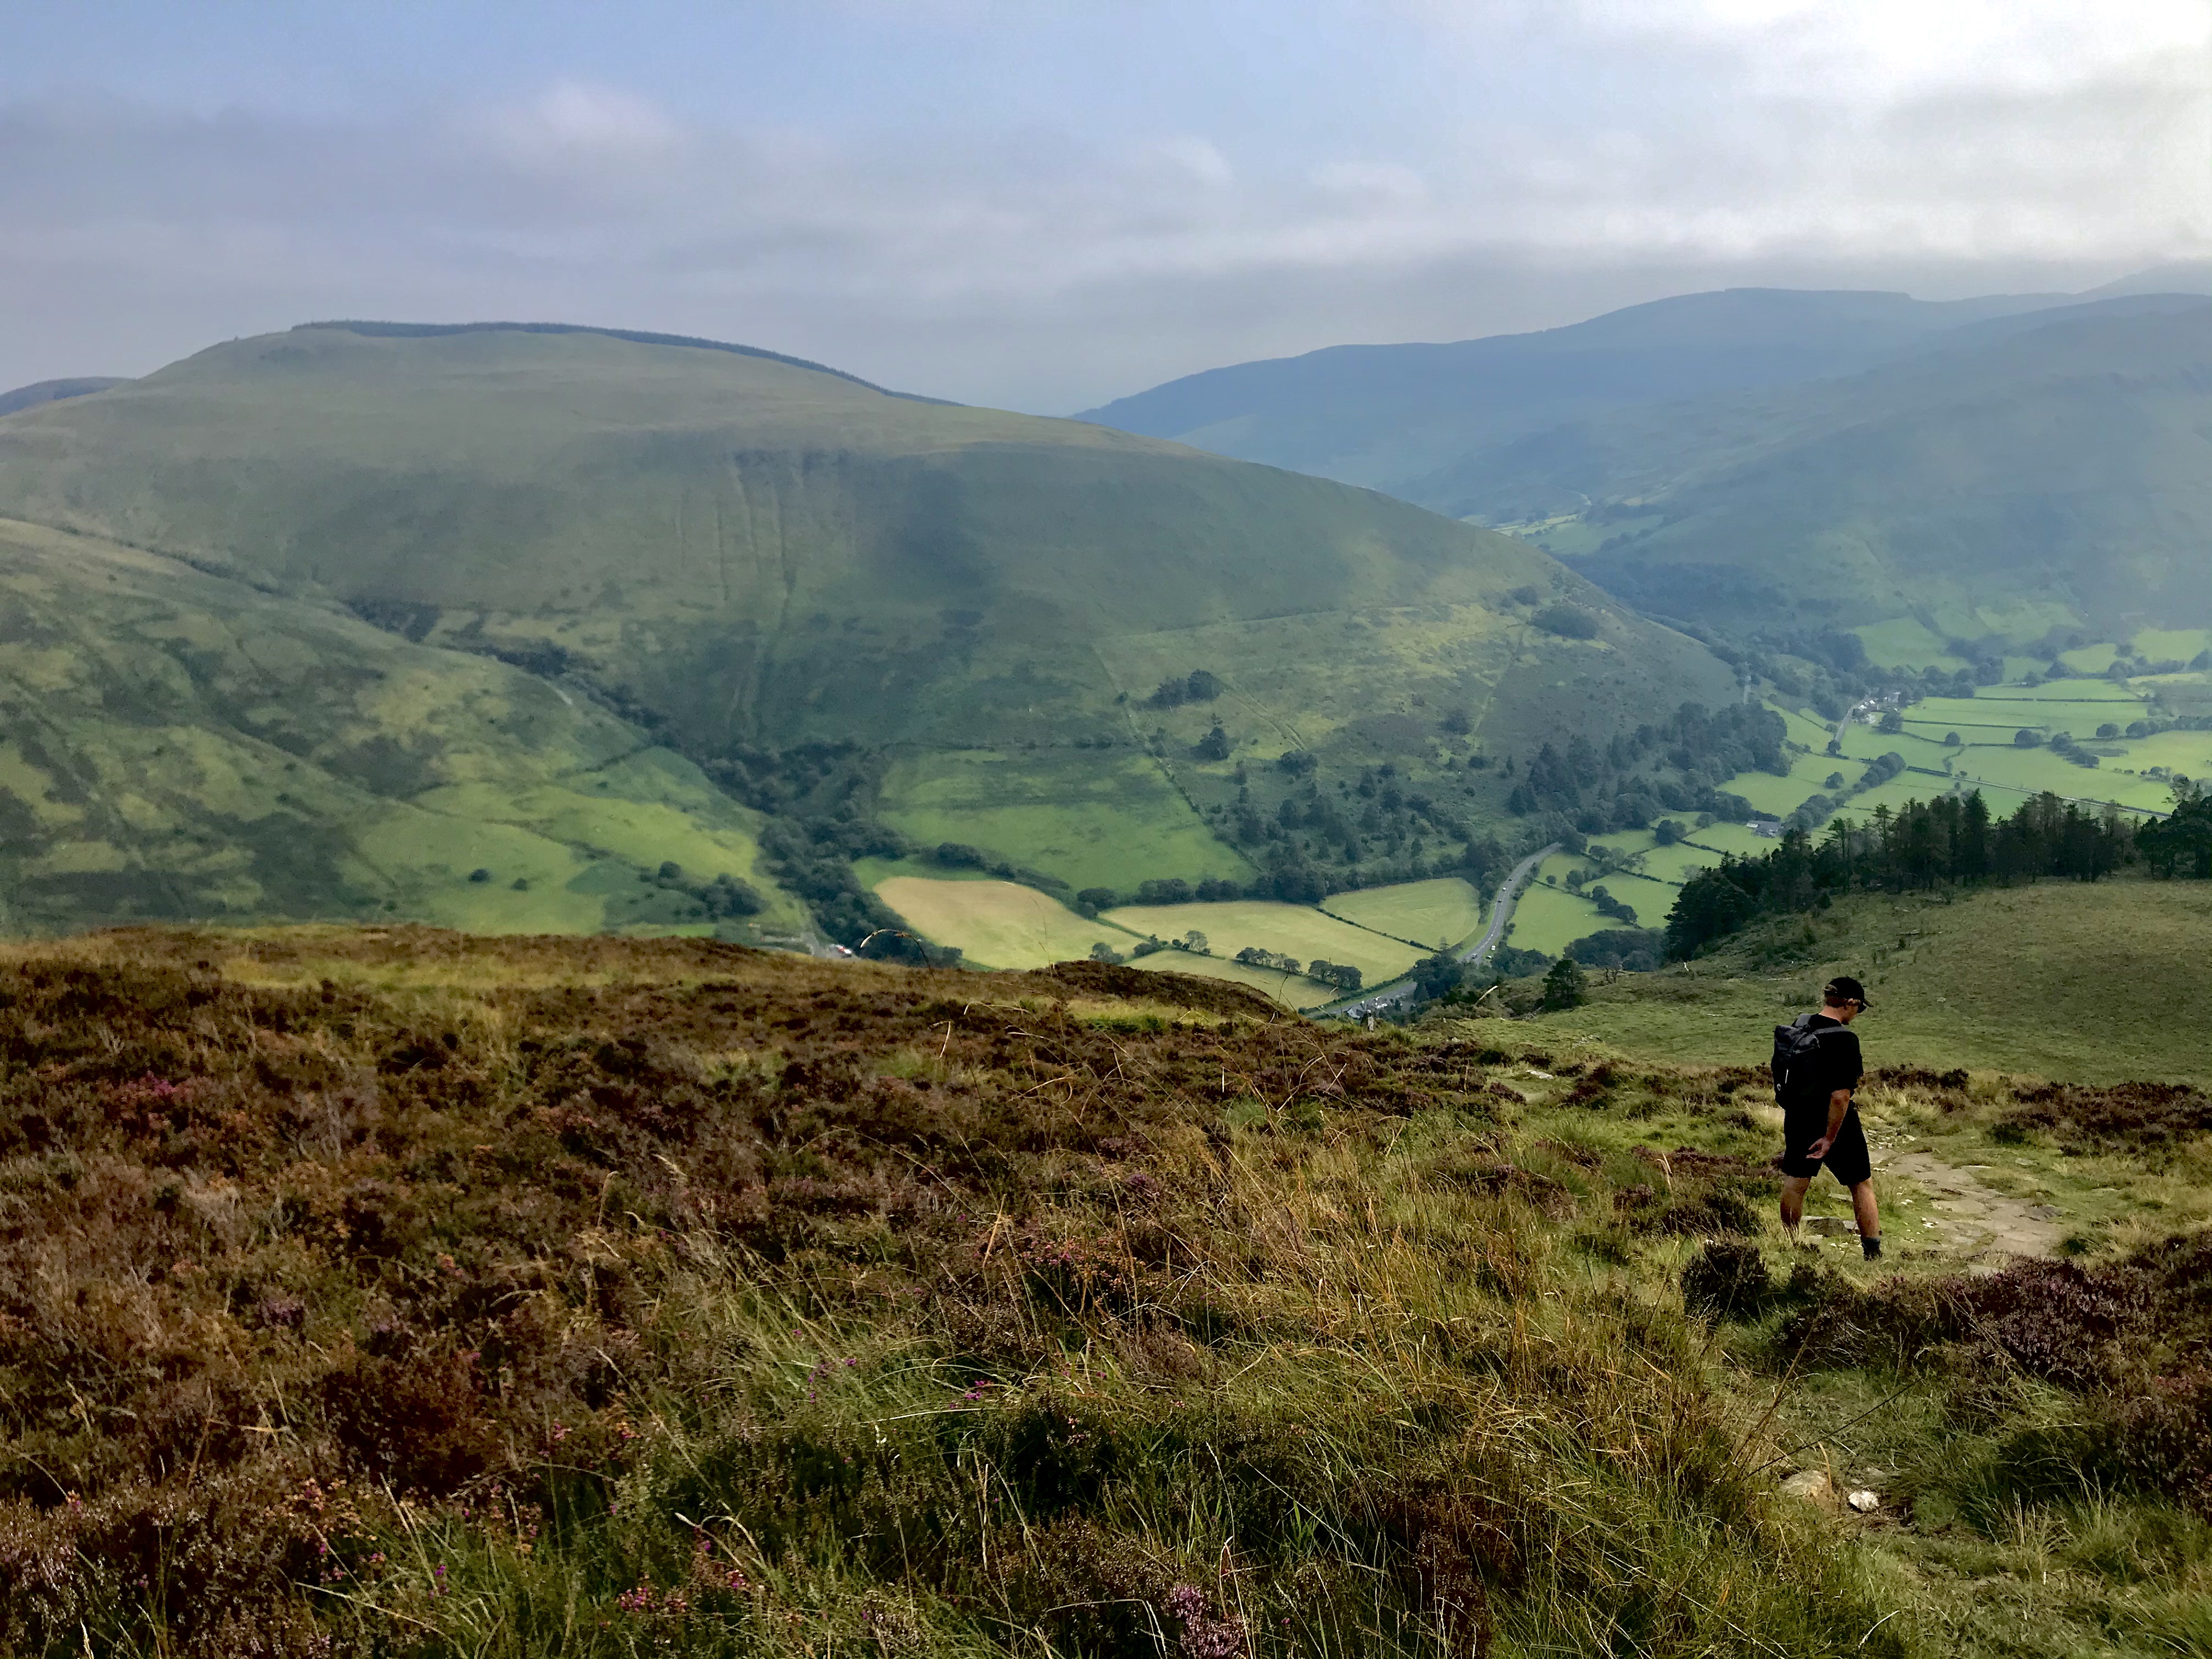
[4,0,2208,411]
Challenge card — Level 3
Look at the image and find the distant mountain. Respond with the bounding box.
[2081,261,2212,300]
[0,321,1734,938]
[1074,287,2068,497]
[1508,302,2212,644]
[0,377,127,417]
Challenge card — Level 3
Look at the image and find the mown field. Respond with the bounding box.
[1103,898,1420,985]
[1318,876,1483,949]
[872,875,1135,969]
[0,926,2204,1658]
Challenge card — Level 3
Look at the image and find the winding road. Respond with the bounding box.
[1333,840,1562,1017]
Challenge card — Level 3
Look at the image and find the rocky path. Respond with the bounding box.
[1871,1145,2067,1264]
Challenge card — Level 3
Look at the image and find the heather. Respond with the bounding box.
[0,928,2204,1656]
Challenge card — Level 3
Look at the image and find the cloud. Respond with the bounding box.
[0,3,2204,411]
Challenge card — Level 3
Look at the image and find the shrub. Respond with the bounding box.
[1531,603,1600,640]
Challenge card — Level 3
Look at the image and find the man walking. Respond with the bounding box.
[1773,976,1882,1260]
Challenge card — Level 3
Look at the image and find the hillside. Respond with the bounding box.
[0,376,128,417]
[1074,286,2067,495]
[2,925,2204,1656]
[1514,875,2212,1086]
[0,321,1735,940]
[0,515,808,939]
[1471,302,2212,645]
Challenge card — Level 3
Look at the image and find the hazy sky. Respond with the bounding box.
[5,0,2207,410]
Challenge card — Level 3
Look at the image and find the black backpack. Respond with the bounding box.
[1770,1015,1829,1099]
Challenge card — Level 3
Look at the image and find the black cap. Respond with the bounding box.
[1824,975,1871,1008]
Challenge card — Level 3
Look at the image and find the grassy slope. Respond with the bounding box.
[1529,306,2212,641]
[0,322,1735,918]
[2,926,2204,1657]
[0,517,806,938]
[1523,877,2212,1086]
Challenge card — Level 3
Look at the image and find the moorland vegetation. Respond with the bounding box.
[1,928,2207,1656]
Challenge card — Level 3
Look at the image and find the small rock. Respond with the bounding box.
[1780,1470,1832,1503]
[1805,1216,1855,1236]
[1847,1489,1881,1513]
[2028,1205,2061,1221]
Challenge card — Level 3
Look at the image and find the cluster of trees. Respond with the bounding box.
[1145,669,1223,709]
[1227,946,1359,991]
[639,861,764,919]
[1531,603,1600,640]
[1505,702,1787,833]
[1665,790,2143,959]
[2139,782,2212,878]
[1785,749,1906,832]
[1561,928,1665,972]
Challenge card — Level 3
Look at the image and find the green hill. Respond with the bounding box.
[0,376,128,417]
[0,321,1735,940]
[1518,874,2212,1087]
[1075,286,2069,494]
[1462,302,2212,647]
[0,515,809,940]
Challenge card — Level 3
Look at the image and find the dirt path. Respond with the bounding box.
[1867,1141,2066,1266]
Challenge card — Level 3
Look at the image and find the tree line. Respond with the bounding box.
[1665,787,2204,960]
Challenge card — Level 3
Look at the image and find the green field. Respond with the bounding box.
[1524,877,2212,1086]
[876,749,1250,893]
[1318,876,1483,948]
[1504,868,1615,954]
[1125,949,1330,1008]
[1850,617,1968,672]
[1104,898,1419,984]
[2131,625,2212,661]
[872,875,1132,969]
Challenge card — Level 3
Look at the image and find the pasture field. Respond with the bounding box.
[1125,949,1330,1007]
[1524,876,2212,1086]
[2131,625,2212,661]
[2057,641,2121,675]
[1778,706,1834,749]
[1850,616,1966,670]
[876,748,1250,893]
[1103,898,1419,984]
[1318,875,1483,947]
[1720,747,1839,817]
[1504,871,1615,955]
[872,876,1136,969]
[2121,726,2212,779]
[1943,749,2173,815]
[1685,820,1778,858]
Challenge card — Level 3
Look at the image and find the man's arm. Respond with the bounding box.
[1807,1086,1852,1159]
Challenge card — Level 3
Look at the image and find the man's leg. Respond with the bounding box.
[1779,1175,1813,1242]
[1849,1178,1881,1258]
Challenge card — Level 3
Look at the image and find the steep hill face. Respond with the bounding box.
[1074,287,2067,497]
[0,516,809,940]
[0,322,1735,936]
[1499,303,2212,645]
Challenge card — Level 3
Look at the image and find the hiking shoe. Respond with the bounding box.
[1861,1236,1883,1261]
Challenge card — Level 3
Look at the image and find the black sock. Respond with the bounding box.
[1861,1235,1882,1260]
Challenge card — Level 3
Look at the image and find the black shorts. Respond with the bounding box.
[1779,1102,1872,1185]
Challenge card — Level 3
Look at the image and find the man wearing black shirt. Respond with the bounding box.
[1777,976,1882,1260]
